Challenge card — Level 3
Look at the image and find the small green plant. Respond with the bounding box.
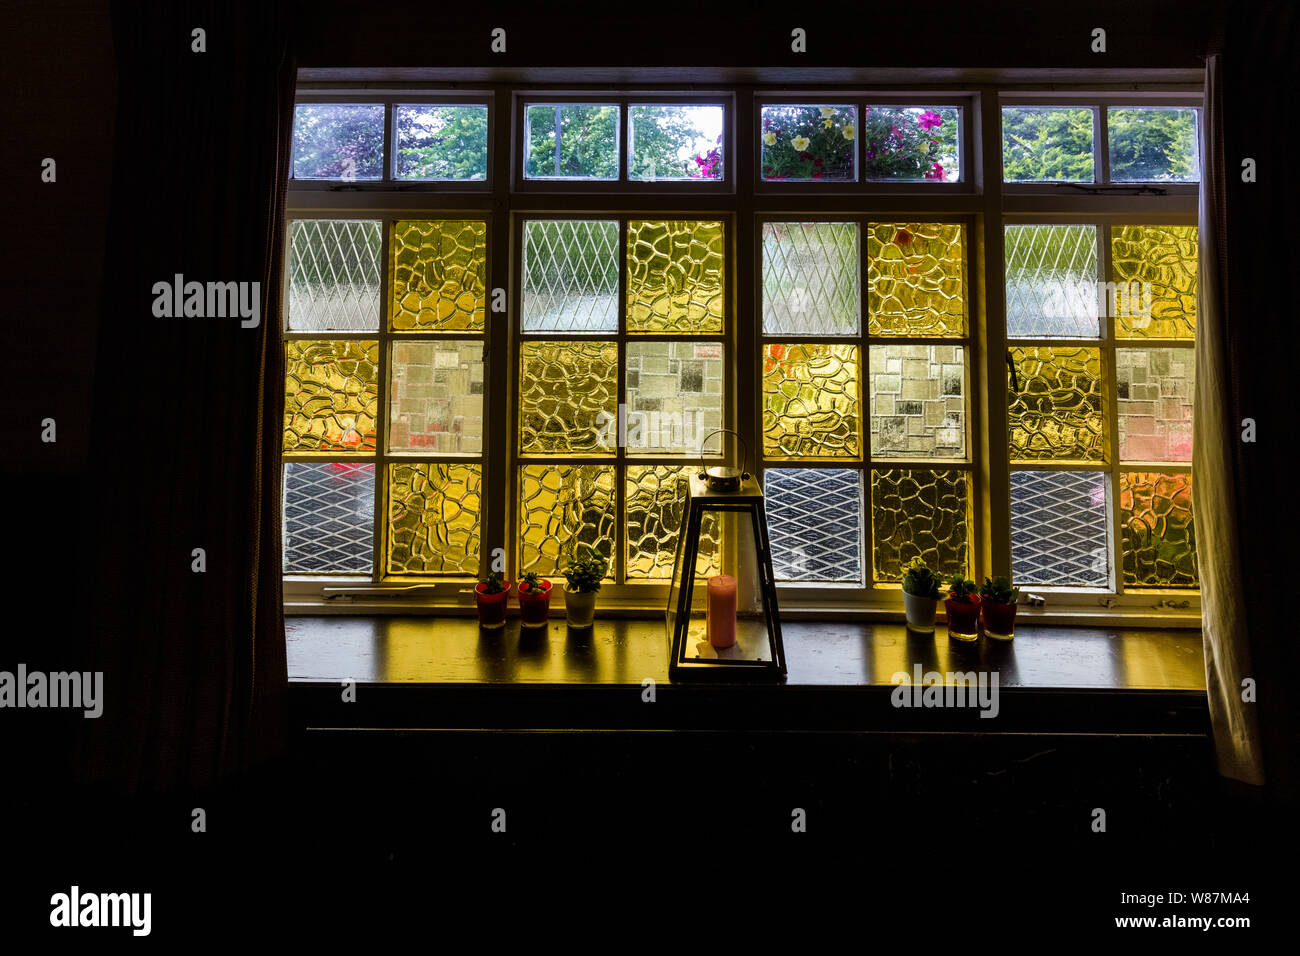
[901,557,943,598]
[563,544,608,594]
[478,570,506,594]
[980,575,1020,605]
[519,570,547,593]
[946,573,979,604]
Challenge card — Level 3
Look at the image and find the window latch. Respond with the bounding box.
[1007,352,1020,392]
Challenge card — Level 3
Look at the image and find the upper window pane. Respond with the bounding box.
[761,222,860,337]
[629,104,725,181]
[863,106,960,182]
[1108,108,1199,183]
[524,104,619,180]
[393,104,488,181]
[1001,107,1095,183]
[522,220,618,334]
[292,104,384,181]
[760,105,856,182]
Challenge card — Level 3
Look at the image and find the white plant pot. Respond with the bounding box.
[565,588,597,628]
[902,590,938,633]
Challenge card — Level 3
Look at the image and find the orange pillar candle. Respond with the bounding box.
[706,574,737,648]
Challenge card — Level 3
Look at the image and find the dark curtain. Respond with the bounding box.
[79,0,295,792]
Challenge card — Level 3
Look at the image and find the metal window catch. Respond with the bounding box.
[1007,352,1020,392]
[1024,592,1046,607]
[697,428,749,493]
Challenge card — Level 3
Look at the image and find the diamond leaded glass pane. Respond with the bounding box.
[869,344,966,459]
[867,222,966,336]
[1111,225,1198,340]
[390,220,487,331]
[1010,471,1110,587]
[283,340,379,454]
[283,463,374,573]
[764,468,863,583]
[518,464,616,577]
[1004,224,1099,339]
[386,463,481,575]
[624,466,721,580]
[287,219,382,331]
[1120,472,1197,587]
[761,222,860,336]
[1007,346,1105,463]
[626,220,724,333]
[522,220,619,333]
[870,469,969,584]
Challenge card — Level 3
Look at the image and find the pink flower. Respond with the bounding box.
[918,110,943,131]
[924,162,945,181]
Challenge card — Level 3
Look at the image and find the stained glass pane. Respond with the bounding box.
[869,344,966,460]
[761,222,860,336]
[287,219,382,331]
[1004,224,1099,338]
[386,463,481,575]
[867,222,966,337]
[1000,107,1095,183]
[1008,346,1105,463]
[762,343,860,459]
[291,104,383,181]
[870,469,969,583]
[522,220,618,333]
[625,466,722,580]
[284,340,379,454]
[759,105,856,182]
[518,341,618,456]
[1117,347,1195,462]
[1111,225,1198,339]
[518,464,616,577]
[390,220,487,331]
[524,104,619,180]
[764,469,863,583]
[863,106,960,182]
[629,105,725,181]
[1108,108,1200,183]
[389,341,483,455]
[1120,472,1197,587]
[393,105,489,181]
[283,463,374,573]
[626,220,725,333]
[625,341,724,455]
[1010,471,1110,587]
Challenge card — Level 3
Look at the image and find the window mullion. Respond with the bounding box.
[981,87,1011,585]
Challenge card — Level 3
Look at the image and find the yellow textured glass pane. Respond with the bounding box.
[386,463,481,576]
[1111,225,1198,339]
[625,466,722,580]
[518,464,616,578]
[1120,472,1197,587]
[390,220,487,331]
[518,341,618,456]
[1008,346,1105,463]
[283,339,379,454]
[867,222,966,336]
[762,343,860,459]
[626,220,724,333]
[871,469,969,583]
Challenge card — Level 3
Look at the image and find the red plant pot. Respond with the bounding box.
[475,582,511,629]
[517,580,552,627]
[981,600,1017,640]
[944,595,982,641]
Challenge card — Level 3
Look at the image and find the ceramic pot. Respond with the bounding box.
[981,600,1017,641]
[474,582,511,629]
[517,580,552,627]
[944,595,982,642]
[902,590,939,633]
[565,588,597,628]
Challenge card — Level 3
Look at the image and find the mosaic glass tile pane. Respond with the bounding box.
[283,340,379,454]
[1108,108,1200,183]
[286,219,382,331]
[518,341,618,456]
[1000,107,1095,183]
[1110,225,1198,339]
[762,343,860,459]
[522,220,619,333]
[1116,347,1195,462]
[1120,472,1197,587]
[764,468,863,583]
[626,220,724,333]
[761,221,860,336]
[283,463,374,573]
[625,341,724,455]
[524,104,619,180]
[390,220,487,331]
[629,104,725,181]
[386,463,481,576]
[1007,346,1105,463]
[625,466,722,580]
[759,105,856,182]
[518,464,616,577]
[393,104,488,181]
[870,469,969,583]
[869,344,966,459]
[1010,471,1110,587]
[862,106,961,182]
[291,103,383,181]
[1004,224,1100,338]
[867,222,966,337]
[389,341,484,455]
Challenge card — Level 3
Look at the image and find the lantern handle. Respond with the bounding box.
[698,428,749,479]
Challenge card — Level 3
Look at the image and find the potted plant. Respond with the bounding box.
[517,571,553,628]
[980,576,1020,641]
[900,556,944,633]
[562,544,607,629]
[944,573,982,642]
[474,571,511,629]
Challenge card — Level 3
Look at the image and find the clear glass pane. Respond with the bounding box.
[764,468,863,583]
[1004,224,1100,338]
[518,341,618,456]
[760,105,856,181]
[629,104,725,181]
[286,219,382,331]
[524,104,619,180]
[518,465,616,577]
[1007,346,1105,464]
[626,220,725,333]
[1001,107,1095,183]
[761,222,860,336]
[869,344,966,460]
[867,222,966,337]
[389,341,484,455]
[386,463,481,575]
[393,104,488,181]
[1111,225,1198,340]
[522,220,618,333]
[283,340,379,454]
[292,104,384,181]
[870,469,969,584]
[1117,348,1195,462]
[1120,472,1197,587]
[390,220,487,332]
[1010,471,1110,587]
[762,344,860,459]
[625,341,724,455]
[1108,108,1199,183]
[862,106,960,182]
[283,463,374,573]
[625,466,722,580]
